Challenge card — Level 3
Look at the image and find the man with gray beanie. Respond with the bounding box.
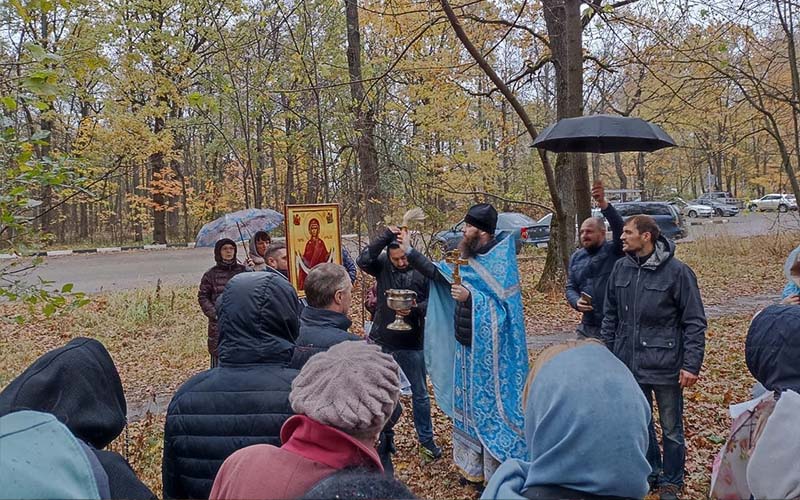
[210,341,401,500]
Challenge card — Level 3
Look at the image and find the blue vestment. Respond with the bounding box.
[424,232,528,470]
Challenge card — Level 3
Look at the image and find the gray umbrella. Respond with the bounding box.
[532,114,677,153]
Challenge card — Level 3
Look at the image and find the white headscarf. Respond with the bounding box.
[747,389,800,499]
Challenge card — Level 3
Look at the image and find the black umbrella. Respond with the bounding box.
[532,114,677,153]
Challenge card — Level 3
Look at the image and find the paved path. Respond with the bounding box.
[14,237,365,294]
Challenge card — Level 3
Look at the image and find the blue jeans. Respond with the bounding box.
[640,383,685,488]
[387,349,434,444]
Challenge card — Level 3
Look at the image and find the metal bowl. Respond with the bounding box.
[386,289,417,311]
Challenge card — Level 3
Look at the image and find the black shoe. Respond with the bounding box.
[419,440,442,462]
[658,484,681,500]
[458,477,484,493]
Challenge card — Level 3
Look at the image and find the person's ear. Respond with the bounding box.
[334,289,343,305]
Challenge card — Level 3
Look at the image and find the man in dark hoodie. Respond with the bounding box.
[0,337,156,500]
[198,238,247,367]
[601,215,706,500]
[163,271,301,499]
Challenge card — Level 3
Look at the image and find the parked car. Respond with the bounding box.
[434,212,539,254]
[748,193,798,212]
[526,213,552,248]
[670,198,713,218]
[613,201,688,240]
[698,191,745,209]
[690,198,739,217]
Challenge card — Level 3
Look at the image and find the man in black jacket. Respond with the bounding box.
[565,181,625,339]
[357,227,441,462]
[0,337,156,500]
[163,272,301,499]
[297,263,361,348]
[295,263,403,475]
[601,215,706,500]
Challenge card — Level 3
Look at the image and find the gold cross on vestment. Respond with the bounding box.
[444,251,468,285]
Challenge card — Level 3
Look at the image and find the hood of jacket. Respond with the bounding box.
[217,271,299,365]
[214,238,238,266]
[0,410,110,499]
[0,337,126,449]
[280,415,382,472]
[483,343,651,499]
[626,234,674,270]
[300,306,353,332]
[746,305,800,393]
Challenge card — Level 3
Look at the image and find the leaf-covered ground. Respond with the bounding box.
[0,232,795,498]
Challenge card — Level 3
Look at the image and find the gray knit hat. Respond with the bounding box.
[289,341,401,440]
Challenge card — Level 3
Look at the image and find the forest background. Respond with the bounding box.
[3,0,800,300]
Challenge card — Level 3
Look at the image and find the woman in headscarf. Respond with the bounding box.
[781,245,800,304]
[247,231,272,271]
[712,305,800,499]
[482,338,651,500]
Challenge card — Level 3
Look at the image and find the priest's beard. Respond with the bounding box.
[459,232,481,258]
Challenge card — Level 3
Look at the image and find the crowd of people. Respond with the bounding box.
[2,184,800,500]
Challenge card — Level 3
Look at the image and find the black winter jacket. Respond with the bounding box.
[601,236,707,385]
[198,238,247,356]
[163,272,300,499]
[297,306,361,348]
[357,229,429,350]
[0,337,156,500]
[406,239,497,347]
[566,204,625,335]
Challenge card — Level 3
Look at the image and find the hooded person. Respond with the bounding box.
[0,337,155,499]
[711,305,800,499]
[198,238,247,367]
[781,245,800,304]
[164,271,302,500]
[0,410,111,500]
[209,341,401,500]
[247,231,272,271]
[482,339,651,500]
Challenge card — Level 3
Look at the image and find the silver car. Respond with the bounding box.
[748,194,798,212]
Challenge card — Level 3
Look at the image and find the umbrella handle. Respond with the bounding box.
[235,221,249,262]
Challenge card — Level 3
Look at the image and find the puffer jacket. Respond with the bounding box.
[297,306,361,348]
[565,204,625,335]
[601,236,707,385]
[198,238,247,357]
[0,338,155,499]
[164,272,300,499]
[357,228,429,351]
[406,238,497,347]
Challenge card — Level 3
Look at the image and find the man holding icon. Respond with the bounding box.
[566,180,625,339]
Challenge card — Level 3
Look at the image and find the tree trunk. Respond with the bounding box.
[255,114,266,208]
[345,0,383,238]
[636,152,646,200]
[539,0,589,290]
[614,152,628,201]
[151,115,167,244]
[437,0,564,290]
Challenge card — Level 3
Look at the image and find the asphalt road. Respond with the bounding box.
[15,212,800,294]
[16,237,366,294]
